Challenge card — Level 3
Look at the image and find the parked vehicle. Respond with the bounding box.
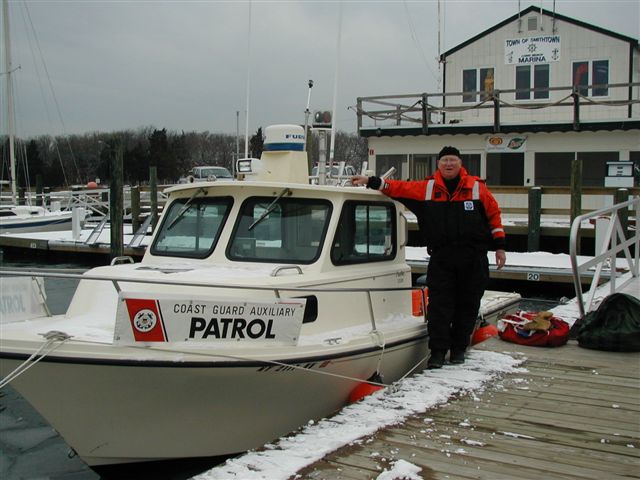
[178,166,233,184]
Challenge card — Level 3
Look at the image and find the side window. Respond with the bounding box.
[331,201,396,265]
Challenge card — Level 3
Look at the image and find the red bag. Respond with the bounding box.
[498,311,570,347]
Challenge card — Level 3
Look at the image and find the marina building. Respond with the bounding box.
[357,5,639,190]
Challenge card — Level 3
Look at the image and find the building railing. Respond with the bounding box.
[569,196,639,318]
[356,81,640,132]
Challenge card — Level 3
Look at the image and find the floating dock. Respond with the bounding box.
[296,334,640,480]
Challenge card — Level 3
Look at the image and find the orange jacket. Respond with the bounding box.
[378,167,506,251]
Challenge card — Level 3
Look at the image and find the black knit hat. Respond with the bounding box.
[438,146,461,159]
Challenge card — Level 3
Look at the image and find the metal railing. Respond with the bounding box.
[569,196,639,318]
[0,268,426,331]
[356,81,640,132]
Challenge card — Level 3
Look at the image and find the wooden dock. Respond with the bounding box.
[296,337,640,479]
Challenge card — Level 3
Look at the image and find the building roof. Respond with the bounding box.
[440,5,639,61]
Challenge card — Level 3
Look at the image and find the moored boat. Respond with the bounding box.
[0,205,74,233]
[0,125,519,466]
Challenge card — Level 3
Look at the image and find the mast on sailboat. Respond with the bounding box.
[2,0,17,204]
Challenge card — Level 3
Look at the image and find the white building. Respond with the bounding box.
[358,5,639,188]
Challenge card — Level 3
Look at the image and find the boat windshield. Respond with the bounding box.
[228,197,332,264]
[151,197,233,258]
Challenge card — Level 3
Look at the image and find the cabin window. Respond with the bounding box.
[151,196,233,258]
[227,196,332,264]
[516,64,549,100]
[573,60,608,97]
[331,201,396,265]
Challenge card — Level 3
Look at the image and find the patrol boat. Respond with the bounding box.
[0,125,518,466]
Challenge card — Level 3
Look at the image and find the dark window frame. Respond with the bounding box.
[463,67,495,103]
[226,196,333,265]
[573,60,609,97]
[150,196,234,259]
[516,64,550,100]
[331,200,397,266]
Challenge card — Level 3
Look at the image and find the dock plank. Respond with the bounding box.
[296,338,640,480]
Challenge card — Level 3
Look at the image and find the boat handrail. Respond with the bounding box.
[0,268,426,333]
[569,195,639,318]
[270,265,303,277]
[0,268,420,294]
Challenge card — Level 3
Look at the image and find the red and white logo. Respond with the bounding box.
[133,309,157,332]
[125,298,167,342]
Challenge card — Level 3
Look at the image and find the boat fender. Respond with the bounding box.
[471,320,499,345]
[348,372,385,404]
[411,287,429,317]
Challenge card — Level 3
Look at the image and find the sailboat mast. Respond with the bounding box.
[2,0,16,204]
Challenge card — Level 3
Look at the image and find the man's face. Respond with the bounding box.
[438,155,462,180]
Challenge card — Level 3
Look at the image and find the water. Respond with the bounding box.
[0,254,567,479]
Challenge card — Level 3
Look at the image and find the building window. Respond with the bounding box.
[573,60,609,97]
[535,152,617,186]
[516,64,549,100]
[592,60,609,96]
[463,67,494,103]
[486,153,524,186]
[535,152,573,186]
[462,69,477,103]
[460,154,481,177]
[375,154,404,178]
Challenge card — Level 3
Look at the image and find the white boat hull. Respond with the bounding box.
[0,335,428,465]
[0,209,74,233]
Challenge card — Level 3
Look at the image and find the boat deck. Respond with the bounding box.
[295,332,640,479]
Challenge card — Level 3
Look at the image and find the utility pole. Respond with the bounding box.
[235,110,240,176]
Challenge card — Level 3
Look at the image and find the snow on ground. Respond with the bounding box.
[194,350,525,480]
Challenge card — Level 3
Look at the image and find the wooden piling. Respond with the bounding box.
[149,166,159,232]
[110,144,124,260]
[130,185,141,233]
[527,187,541,251]
[35,174,43,206]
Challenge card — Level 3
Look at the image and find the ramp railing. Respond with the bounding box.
[569,195,639,318]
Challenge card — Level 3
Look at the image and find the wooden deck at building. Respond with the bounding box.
[296,336,640,480]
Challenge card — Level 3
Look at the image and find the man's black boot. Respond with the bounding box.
[427,350,446,369]
[449,349,466,365]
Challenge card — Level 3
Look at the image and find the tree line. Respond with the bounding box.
[0,127,368,188]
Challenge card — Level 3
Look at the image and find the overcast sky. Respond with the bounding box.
[3,0,639,139]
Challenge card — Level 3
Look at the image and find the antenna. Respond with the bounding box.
[303,79,313,152]
[244,1,252,158]
[328,3,343,169]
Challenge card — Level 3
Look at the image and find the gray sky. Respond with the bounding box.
[4,0,639,139]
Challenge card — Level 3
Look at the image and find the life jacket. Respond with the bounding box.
[498,311,570,347]
[381,168,505,251]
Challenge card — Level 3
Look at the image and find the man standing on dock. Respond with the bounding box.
[352,146,506,369]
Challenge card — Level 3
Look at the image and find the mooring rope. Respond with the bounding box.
[0,331,71,389]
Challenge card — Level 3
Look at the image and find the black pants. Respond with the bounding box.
[425,245,490,352]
